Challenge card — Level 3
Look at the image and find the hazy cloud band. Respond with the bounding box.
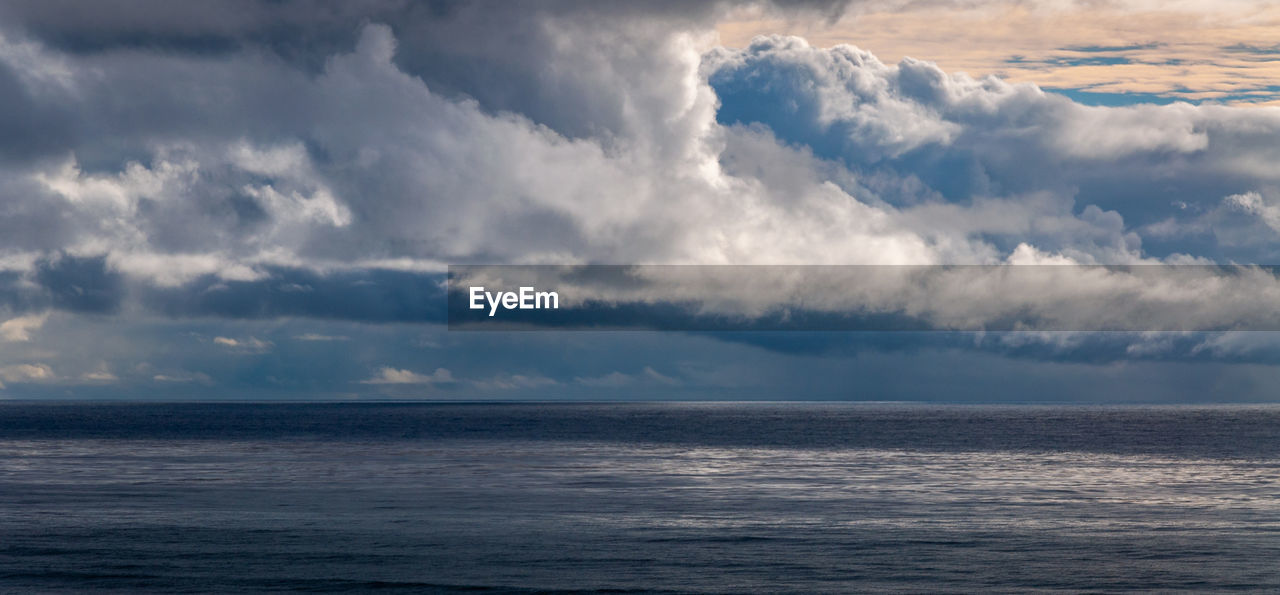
[449,265,1280,331]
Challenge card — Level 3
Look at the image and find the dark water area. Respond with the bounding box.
[2,402,1279,592]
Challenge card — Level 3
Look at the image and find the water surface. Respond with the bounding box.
[2,402,1278,592]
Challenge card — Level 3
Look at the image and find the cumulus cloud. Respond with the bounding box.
[5,17,1277,306]
[0,312,47,341]
[707,35,1280,182]
[1,11,1273,307]
[1224,191,1280,233]
[80,363,118,383]
[0,363,54,387]
[4,1,1280,397]
[718,1,1280,105]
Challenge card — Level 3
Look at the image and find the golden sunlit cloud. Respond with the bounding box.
[720,0,1280,105]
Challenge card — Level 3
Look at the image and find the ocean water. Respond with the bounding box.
[2,403,1279,593]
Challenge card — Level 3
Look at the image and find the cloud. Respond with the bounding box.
[4,1,1280,399]
[212,335,273,352]
[575,367,681,388]
[80,363,118,383]
[0,312,47,341]
[472,373,559,391]
[294,333,347,342]
[718,1,1280,105]
[139,266,449,322]
[0,362,54,387]
[449,263,1280,334]
[0,1,1274,297]
[152,370,213,384]
[1190,332,1280,359]
[1224,191,1280,233]
[705,35,1280,264]
[361,366,454,385]
[706,35,1278,168]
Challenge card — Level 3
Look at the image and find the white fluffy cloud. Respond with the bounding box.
[1225,191,1280,233]
[706,35,1280,165]
[6,17,1279,288]
[6,20,1278,289]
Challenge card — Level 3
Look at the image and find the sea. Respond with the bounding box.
[1,402,1278,593]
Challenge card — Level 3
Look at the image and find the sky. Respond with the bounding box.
[719,0,1280,106]
[3,0,1280,401]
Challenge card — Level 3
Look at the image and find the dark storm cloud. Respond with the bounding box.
[0,255,124,315]
[0,61,81,162]
[34,254,125,314]
[0,0,849,49]
[0,256,445,323]
[0,271,41,314]
[0,0,851,142]
[139,267,448,322]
